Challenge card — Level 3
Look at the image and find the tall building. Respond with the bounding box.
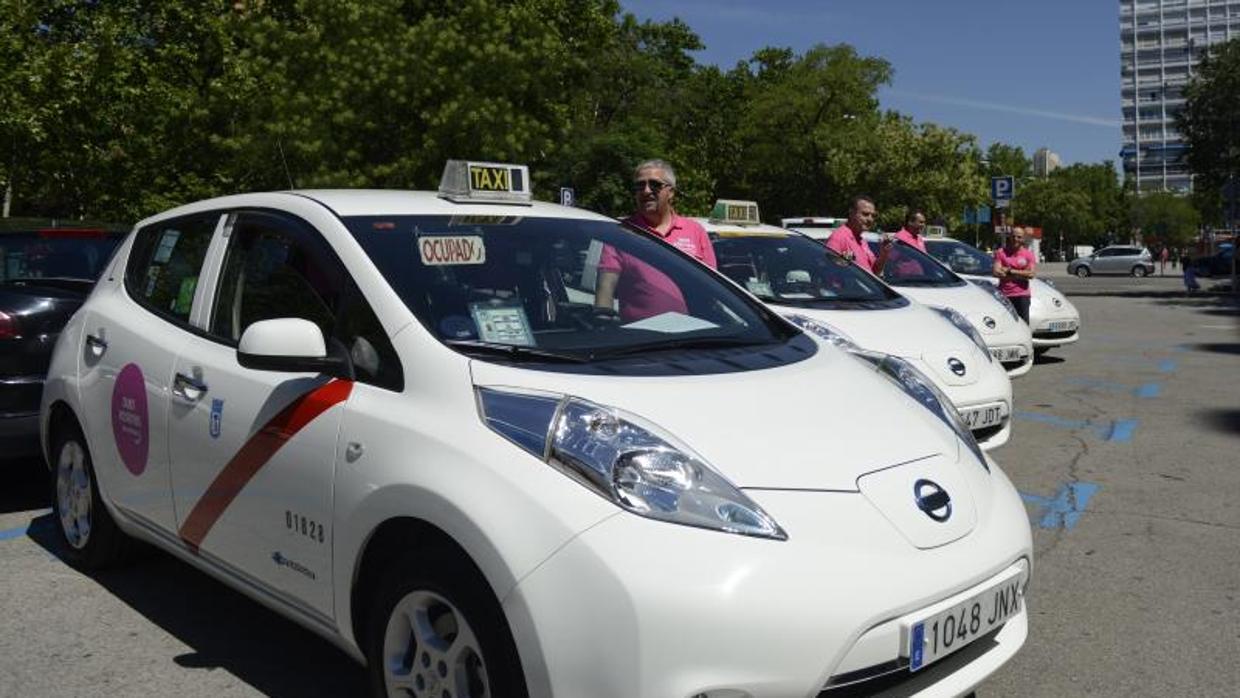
[1119,0,1240,193]
[1033,148,1061,177]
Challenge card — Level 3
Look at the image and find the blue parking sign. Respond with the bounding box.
[991,176,1014,205]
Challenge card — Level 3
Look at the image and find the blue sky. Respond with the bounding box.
[621,0,1121,168]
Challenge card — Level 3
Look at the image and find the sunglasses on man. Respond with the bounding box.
[632,179,671,194]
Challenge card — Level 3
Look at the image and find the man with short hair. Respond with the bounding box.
[993,228,1036,324]
[594,159,716,321]
[826,195,891,274]
[894,209,928,252]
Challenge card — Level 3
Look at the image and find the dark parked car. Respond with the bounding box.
[1191,246,1235,278]
[2,228,125,459]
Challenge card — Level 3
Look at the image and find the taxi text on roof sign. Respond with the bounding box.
[439,160,532,204]
[710,199,761,226]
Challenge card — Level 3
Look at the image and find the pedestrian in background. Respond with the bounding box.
[826,195,891,274]
[1171,247,1179,269]
[993,228,1036,324]
[1160,246,1169,275]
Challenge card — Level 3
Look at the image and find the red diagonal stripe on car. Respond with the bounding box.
[179,379,353,552]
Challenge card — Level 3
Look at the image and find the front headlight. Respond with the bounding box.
[476,388,787,540]
[970,279,1020,321]
[931,306,993,362]
[784,314,860,352]
[852,353,989,471]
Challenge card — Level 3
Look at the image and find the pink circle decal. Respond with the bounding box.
[111,363,149,475]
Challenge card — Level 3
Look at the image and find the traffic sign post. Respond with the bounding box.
[991,176,1014,208]
[559,187,575,207]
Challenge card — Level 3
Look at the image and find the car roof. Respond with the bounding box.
[135,190,614,229]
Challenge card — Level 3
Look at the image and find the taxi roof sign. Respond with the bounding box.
[710,199,761,225]
[439,160,532,204]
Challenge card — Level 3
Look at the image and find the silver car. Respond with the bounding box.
[1067,246,1154,277]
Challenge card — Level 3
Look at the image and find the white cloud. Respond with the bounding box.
[887,89,1120,128]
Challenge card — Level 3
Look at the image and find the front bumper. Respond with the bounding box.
[504,463,1033,698]
[1030,308,1081,349]
[0,375,44,460]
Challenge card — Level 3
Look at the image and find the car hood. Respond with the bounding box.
[1029,278,1078,316]
[768,302,994,387]
[893,283,1032,345]
[469,344,959,491]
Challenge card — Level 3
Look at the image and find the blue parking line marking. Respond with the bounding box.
[1019,482,1101,530]
[1107,419,1140,442]
[1133,383,1161,398]
[1065,378,1161,398]
[1158,359,1178,373]
[0,513,52,542]
[0,524,30,541]
[1014,412,1139,442]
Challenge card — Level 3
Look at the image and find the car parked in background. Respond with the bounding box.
[1191,245,1235,278]
[1,227,125,458]
[925,237,1081,356]
[780,216,845,240]
[1066,245,1154,277]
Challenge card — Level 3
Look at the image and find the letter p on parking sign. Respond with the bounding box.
[991,176,1014,207]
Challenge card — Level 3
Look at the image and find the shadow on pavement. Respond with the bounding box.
[1195,409,1240,438]
[27,517,368,697]
[1184,343,1240,356]
[1033,353,1065,366]
[0,457,50,514]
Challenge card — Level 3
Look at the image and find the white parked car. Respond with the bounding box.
[41,162,1032,697]
[696,202,1014,450]
[925,237,1081,355]
[860,234,1035,378]
[781,216,845,239]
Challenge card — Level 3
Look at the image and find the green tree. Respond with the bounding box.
[1178,37,1240,224]
[1129,192,1200,248]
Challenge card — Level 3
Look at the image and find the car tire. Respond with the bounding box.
[365,545,528,698]
[1131,265,1148,277]
[50,421,134,569]
[1074,266,1091,278]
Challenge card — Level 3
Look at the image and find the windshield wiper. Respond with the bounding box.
[444,339,589,363]
[593,335,773,359]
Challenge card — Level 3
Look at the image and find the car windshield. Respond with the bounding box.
[926,240,993,276]
[711,232,902,307]
[866,240,967,288]
[1,230,123,283]
[344,215,796,360]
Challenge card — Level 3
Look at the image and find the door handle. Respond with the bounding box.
[85,333,107,357]
[172,372,209,402]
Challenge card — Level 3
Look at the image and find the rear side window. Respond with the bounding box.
[125,214,219,323]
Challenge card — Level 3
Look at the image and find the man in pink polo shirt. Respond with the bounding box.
[993,227,1036,324]
[825,195,891,274]
[894,209,928,252]
[594,159,716,322]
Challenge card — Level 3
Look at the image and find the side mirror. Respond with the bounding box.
[237,318,348,375]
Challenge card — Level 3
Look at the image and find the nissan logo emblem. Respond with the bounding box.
[947,357,966,377]
[914,479,952,522]
[983,316,997,329]
[1053,298,1062,307]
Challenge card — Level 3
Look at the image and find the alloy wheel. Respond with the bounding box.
[382,589,491,698]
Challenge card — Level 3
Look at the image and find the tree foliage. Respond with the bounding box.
[0,0,1123,237]
[1178,37,1240,220]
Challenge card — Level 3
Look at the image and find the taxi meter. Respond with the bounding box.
[710,199,761,225]
[438,159,532,203]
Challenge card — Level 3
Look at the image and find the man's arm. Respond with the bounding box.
[595,270,620,310]
[992,255,1008,279]
[873,238,893,274]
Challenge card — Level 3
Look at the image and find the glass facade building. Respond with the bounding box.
[1120,0,1240,193]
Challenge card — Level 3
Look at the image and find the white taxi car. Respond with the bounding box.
[41,162,1032,697]
[925,237,1081,356]
[861,234,1035,378]
[697,201,1014,450]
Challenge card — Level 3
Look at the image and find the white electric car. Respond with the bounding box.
[696,202,1014,450]
[860,234,1035,378]
[925,237,1081,355]
[41,161,1032,697]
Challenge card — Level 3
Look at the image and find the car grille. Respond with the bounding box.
[1034,329,1077,340]
[818,626,1004,696]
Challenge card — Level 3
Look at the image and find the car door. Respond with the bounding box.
[1093,248,1117,273]
[77,213,222,534]
[167,209,402,618]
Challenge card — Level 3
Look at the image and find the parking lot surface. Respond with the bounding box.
[2,282,1237,697]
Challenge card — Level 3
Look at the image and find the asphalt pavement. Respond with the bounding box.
[1,278,1237,697]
